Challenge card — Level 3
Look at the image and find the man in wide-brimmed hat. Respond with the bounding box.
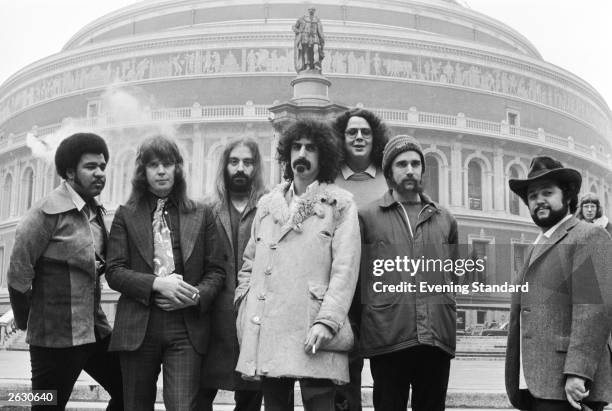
[505,156,612,411]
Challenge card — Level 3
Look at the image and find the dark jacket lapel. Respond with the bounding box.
[215,202,234,256]
[128,201,154,269]
[180,206,202,263]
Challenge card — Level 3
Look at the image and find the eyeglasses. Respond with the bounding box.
[345,128,373,139]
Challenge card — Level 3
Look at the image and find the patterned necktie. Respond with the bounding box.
[152,198,175,276]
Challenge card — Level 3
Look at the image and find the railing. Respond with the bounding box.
[0,310,17,348]
[3,104,610,169]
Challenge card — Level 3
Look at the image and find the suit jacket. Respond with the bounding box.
[505,217,612,408]
[106,198,225,354]
[200,198,260,391]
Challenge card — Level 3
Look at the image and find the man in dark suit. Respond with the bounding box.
[199,138,266,410]
[106,135,225,410]
[506,156,612,411]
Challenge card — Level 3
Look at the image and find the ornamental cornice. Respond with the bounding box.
[1,25,604,113]
[0,28,609,135]
[63,0,539,59]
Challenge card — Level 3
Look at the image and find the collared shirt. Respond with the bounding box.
[65,182,105,261]
[519,213,572,389]
[340,163,378,180]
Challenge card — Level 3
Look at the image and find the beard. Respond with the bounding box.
[531,202,569,229]
[227,171,251,193]
[390,176,423,196]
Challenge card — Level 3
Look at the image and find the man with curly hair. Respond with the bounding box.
[332,108,389,411]
[234,118,361,410]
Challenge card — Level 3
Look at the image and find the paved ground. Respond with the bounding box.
[0,350,505,392]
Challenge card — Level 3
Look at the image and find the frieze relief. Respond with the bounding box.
[0,47,607,134]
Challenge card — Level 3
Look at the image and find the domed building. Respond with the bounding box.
[1,0,610,330]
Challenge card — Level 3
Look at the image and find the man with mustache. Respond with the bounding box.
[357,135,458,411]
[505,156,612,411]
[234,119,360,410]
[106,136,225,410]
[332,108,389,411]
[199,138,266,410]
[7,133,124,410]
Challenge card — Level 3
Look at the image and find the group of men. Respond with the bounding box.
[7,107,612,411]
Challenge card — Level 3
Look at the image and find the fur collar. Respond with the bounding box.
[595,215,609,228]
[257,181,352,231]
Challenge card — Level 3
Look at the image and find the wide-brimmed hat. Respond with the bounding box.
[509,156,581,204]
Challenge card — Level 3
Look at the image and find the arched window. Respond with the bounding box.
[468,160,482,210]
[509,166,521,216]
[590,185,598,195]
[21,167,34,211]
[424,154,439,202]
[2,174,13,219]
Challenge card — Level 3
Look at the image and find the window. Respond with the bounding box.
[512,243,529,281]
[468,161,482,210]
[22,167,34,211]
[87,100,101,118]
[506,110,520,127]
[424,154,439,202]
[0,247,4,288]
[509,166,521,215]
[2,174,13,219]
[471,240,489,284]
[477,310,487,324]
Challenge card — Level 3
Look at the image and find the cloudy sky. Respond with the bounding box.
[1,0,611,109]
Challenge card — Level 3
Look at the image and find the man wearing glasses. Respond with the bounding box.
[332,108,389,411]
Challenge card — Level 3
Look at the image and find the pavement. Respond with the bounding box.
[0,350,609,410]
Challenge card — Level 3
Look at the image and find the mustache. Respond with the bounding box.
[292,158,311,171]
[231,171,249,180]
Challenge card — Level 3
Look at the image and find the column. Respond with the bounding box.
[450,141,463,207]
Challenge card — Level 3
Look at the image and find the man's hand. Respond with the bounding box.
[304,323,334,355]
[152,275,199,311]
[153,294,198,311]
[565,376,589,410]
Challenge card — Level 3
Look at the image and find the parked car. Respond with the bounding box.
[481,321,509,336]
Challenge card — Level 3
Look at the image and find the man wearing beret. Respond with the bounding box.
[505,156,612,411]
[7,133,123,410]
[357,134,458,411]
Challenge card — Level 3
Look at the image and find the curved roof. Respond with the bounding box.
[61,0,542,59]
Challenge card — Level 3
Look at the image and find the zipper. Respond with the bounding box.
[397,202,429,238]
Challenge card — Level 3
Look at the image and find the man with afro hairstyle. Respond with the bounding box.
[8,132,124,410]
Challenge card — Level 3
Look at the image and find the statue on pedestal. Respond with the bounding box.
[293,7,325,73]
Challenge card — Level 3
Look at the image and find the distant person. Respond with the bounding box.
[576,192,612,236]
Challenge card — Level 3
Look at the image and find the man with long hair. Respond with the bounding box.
[234,119,361,410]
[576,192,612,236]
[8,133,123,410]
[106,135,225,410]
[332,107,389,411]
[199,138,266,410]
[505,156,612,411]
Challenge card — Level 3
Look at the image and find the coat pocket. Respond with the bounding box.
[307,283,354,352]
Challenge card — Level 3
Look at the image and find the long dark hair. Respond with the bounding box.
[277,118,342,183]
[333,108,389,168]
[214,138,267,206]
[127,135,195,212]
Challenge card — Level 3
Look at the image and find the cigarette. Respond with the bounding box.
[191,293,198,300]
[312,346,316,354]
